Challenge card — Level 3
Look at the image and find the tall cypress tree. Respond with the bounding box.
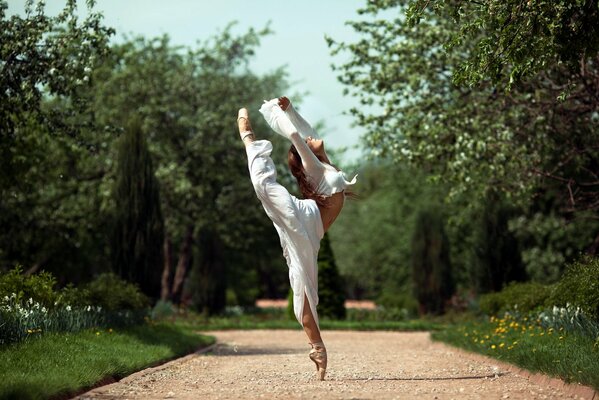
[474,192,526,293]
[112,117,164,299]
[411,206,454,315]
[317,233,346,320]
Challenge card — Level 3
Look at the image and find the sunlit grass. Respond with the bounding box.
[432,314,599,390]
[0,322,215,400]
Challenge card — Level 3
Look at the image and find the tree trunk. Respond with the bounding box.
[160,236,172,301]
[171,225,193,303]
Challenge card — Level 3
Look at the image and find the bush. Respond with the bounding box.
[83,273,150,311]
[550,256,599,321]
[479,281,552,316]
[0,266,59,308]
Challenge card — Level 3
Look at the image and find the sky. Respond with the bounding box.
[7,0,373,162]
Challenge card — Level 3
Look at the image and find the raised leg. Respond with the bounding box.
[238,108,255,146]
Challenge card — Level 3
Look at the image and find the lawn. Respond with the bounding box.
[432,314,599,390]
[0,322,214,400]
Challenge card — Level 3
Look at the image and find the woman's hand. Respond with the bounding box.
[278,96,290,111]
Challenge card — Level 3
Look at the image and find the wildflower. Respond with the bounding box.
[108,328,113,333]
[66,305,72,312]
[480,340,485,344]
[464,333,469,337]
[499,343,505,348]
[491,345,496,349]
[28,297,33,305]
[96,332,100,336]
[559,336,564,340]
[27,329,32,333]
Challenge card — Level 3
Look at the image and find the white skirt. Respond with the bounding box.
[246,139,324,328]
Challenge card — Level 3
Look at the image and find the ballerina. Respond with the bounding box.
[237,97,356,380]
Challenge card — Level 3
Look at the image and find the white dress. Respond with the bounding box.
[245,99,356,328]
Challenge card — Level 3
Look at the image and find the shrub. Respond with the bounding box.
[550,256,599,321]
[83,273,150,311]
[0,266,59,308]
[479,281,552,316]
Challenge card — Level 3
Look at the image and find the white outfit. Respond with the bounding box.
[245,99,356,328]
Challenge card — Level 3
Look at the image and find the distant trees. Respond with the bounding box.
[411,207,454,315]
[112,118,164,299]
[317,233,346,320]
[328,0,599,289]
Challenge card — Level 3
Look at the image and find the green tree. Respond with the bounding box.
[111,118,164,299]
[405,0,599,89]
[317,233,346,320]
[328,0,599,257]
[0,0,115,278]
[473,192,526,293]
[411,206,454,315]
[90,28,291,313]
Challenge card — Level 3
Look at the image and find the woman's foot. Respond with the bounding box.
[309,342,327,381]
[238,108,255,145]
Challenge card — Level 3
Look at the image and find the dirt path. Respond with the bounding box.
[78,330,594,399]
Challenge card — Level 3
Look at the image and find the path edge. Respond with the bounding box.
[71,342,217,399]
[434,337,597,400]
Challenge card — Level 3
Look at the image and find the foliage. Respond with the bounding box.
[509,212,599,283]
[111,117,164,299]
[0,269,150,343]
[89,28,291,313]
[433,314,599,390]
[405,0,599,90]
[0,323,215,400]
[479,282,552,316]
[0,0,115,278]
[317,233,346,320]
[82,273,150,312]
[539,304,599,340]
[330,162,450,306]
[472,192,526,293]
[0,266,58,308]
[328,0,599,225]
[550,256,599,320]
[411,206,454,315]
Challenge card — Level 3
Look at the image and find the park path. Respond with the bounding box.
[77,330,595,400]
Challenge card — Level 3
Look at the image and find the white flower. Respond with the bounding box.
[66,305,72,312]
[86,305,92,312]
[28,297,33,305]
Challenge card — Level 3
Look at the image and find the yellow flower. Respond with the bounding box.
[499,343,505,348]
[96,331,100,336]
[491,345,496,349]
[108,328,113,333]
[540,332,544,336]
[27,329,32,333]
[480,340,485,344]
[559,336,564,340]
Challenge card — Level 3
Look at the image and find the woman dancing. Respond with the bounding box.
[237,96,356,381]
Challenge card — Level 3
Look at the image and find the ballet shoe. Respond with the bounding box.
[309,341,327,381]
[237,108,254,142]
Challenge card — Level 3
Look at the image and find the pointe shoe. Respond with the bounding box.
[237,108,254,143]
[309,342,327,381]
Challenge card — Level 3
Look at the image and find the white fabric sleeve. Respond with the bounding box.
[285,103,319,139]
[259,99,325,180]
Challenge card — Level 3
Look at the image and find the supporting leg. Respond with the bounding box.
[301,294,322,344]
[302,294,327,380]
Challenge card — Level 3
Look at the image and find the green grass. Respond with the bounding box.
[432,315,599,390]
[174,313,442,332]
[0,322,215,400]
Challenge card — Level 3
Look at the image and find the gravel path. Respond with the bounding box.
[78,330,593,399]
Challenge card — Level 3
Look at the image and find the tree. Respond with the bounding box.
[328,0,599,253]
[89,27,291,313]
[111,118,164,299]
[473,192,526,293]
[411,206,454,315]
[317,233,346,320]
[0,0,115,278]
[405,0,599,90]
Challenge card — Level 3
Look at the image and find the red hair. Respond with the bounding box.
[287,145,332,208]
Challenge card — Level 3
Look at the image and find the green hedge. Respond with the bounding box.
[479,281,552,316]
[549,256,599,321]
